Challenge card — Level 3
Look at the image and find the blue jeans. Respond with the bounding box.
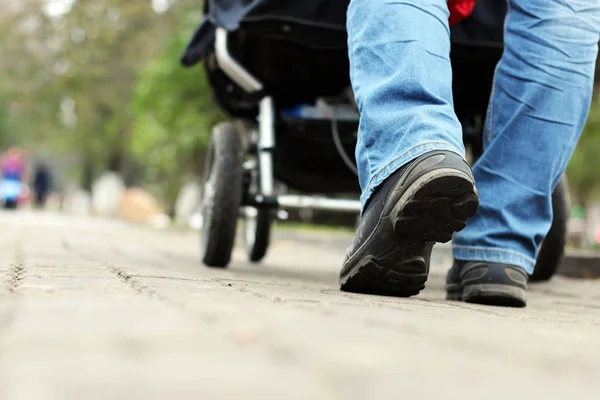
[348,0,600,273]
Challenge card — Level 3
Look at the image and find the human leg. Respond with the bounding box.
[341,0,479,295]
[450,0,600,306]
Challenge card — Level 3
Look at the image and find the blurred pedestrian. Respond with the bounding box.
[1,145,27,181]
[33,163,52,208]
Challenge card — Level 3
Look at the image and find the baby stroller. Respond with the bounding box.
[181,0,570,282]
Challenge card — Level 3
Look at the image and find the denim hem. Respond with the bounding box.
[452,245,536,275]
[360,141,465,212]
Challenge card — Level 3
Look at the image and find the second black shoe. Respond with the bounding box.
[340,150,479,297]
[446,261,528,307]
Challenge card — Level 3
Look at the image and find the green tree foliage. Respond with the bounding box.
[567,98,600,206]
[51,0,171,186]
[0,0,221,200]
[129,7,226,208]
[0,0,58,147]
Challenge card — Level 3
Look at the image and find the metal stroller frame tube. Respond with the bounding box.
[214,27,362,215]
[214,27,274,196]
[258,97,275,196]
[214,28,263,93]
[278,195,361,213]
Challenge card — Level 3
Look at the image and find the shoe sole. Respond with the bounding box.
[448,284,527,308]
[340,168,479,297]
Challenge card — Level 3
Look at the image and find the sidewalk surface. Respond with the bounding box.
[0,211,598,400]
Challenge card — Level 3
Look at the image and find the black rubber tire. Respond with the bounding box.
[244,208,272,263]
[200,122,243,268]
[531,175,569,282]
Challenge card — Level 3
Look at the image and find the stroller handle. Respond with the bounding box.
[215,28,264,93]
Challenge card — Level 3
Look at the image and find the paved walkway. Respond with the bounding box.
[0,211,598,400]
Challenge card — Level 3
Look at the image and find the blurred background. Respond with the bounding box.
[0,0,224,223]
[0,0,599,248]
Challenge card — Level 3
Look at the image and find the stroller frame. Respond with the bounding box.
[198,20,569,283]
[215,27,362,214]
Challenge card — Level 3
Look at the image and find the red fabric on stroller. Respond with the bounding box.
[449,0,477,26]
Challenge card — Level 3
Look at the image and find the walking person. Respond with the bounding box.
[1,145,27,181]
[0,146,27,208]
[340,0,600,307]
[33,163,52,208]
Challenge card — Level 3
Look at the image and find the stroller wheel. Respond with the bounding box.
[243,206,272,263]
[200,122,244,268]
[531,175,569,282]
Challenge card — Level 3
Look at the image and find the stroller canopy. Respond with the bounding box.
[206,0,347,31]
[205,0,506,45]
[182,0,507,68]
[205,0,349,49]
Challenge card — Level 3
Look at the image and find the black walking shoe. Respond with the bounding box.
[446,261,528,307]
[340,150,479,297]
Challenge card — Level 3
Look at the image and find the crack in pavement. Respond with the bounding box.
[6,263,25,293]
[0,237,26,344]
[107,265,161,300]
